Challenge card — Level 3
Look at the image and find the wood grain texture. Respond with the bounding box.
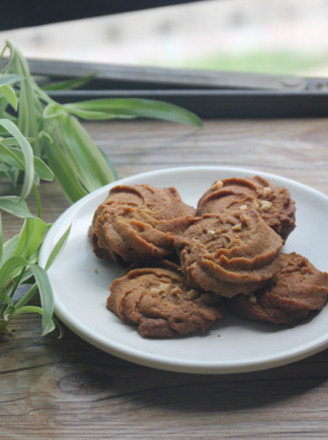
[1,118,328,439]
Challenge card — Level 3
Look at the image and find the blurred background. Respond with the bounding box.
[1,0,328,77]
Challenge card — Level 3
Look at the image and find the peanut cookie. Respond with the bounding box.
[107,266,223,338]
[89,184,194,265]
[229,252,328,325]
[175,210,283,298]
[197,175,296,241]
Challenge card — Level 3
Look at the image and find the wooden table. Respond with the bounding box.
[1,118,328,439]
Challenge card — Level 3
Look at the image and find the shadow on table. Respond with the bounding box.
[49,325,328,413]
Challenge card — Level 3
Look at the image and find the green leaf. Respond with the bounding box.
[51,113,115,193]
[17,78,39,136]
[0,214,2,263]
[0,256,27,303]
[11,304,55,335]
[52,315,64,338]
[98,146,119,180]
[0,142,24,168]
[13,217,47,260]
[10,44,44,157]
[0,196,34,218]
[0,144,54,181]
[3,303,15,318]
[0,136,35,147]
[32,156,54,181]
[44,225,71,270]
[0,85,18,110]
[0,118,34,200]
[45,134,88,202]
[62,106,120,120]
[42,73,95,91]
[0,233,37,278]
[29,264,55,335]
[5,42,39,125]
[0,74,21,87]
[13,282,37,309]
[32,183,41,218]
[64,98,203,127]
[1,233,19,267]
[12,305,43,315]
[43,102,67,119]
[0,141,54,181]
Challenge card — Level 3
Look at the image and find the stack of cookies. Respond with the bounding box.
[89,176,328,338]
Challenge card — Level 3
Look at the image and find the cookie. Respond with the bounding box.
[229,252,328,325]
[107,266,223,338]
[197,175,296,241]
[89,184,194,265]
[175,210,283,298]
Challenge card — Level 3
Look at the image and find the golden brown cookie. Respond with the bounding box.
[197,175,296,241]
[107,267,223,338]
[229,252,328,325]
[89,184,194,265]
[175,210,283,298]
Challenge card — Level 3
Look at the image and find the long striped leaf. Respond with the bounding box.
[0,256,27,303]
[44,225,71,270]
[13,217,47,260]
[0,144,54,181]
[0,74,21,86]
[1,233,19,267]
[0,196,34,218]
[52,113,115,193]
[0,85,18,110]
[0,119,34,200]
[11,304,55,335]
[64,98,203,126]
[42,73,94,91]
[45,134,88,202]
[0,214,2,264]
[29,264,55,335]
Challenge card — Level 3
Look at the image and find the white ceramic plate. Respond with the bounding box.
[39,166,328,374]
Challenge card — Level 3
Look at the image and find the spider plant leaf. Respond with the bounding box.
[44,225,71,270]
[45,134,88,202]
[42,73,95,91]
[0,84,18,111]
[0,196,34,218]
[64,98,203,126]
[0,118,34,200]
[50,112,115,193]
[13,217,47,260]
[29,264,55,335]
[0,143,54,181]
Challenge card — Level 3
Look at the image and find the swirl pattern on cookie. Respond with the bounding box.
[107,267,223,338]
[229,252,328,325]
[197,175,296,241]
[89,184,194,265]
[175,210,283,298]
